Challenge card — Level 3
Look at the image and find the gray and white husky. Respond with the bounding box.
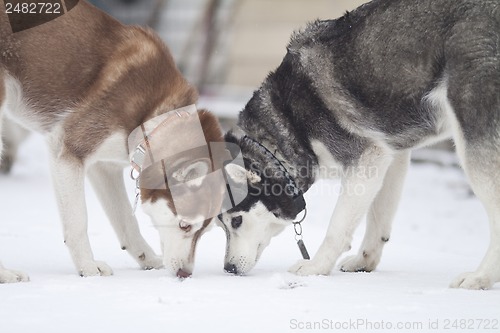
[220,0,500,289]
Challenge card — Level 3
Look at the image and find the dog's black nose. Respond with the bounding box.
[231,216,243,229]
[224,263,238,275]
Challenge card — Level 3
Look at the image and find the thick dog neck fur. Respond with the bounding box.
[225,125,315,220]
[140,110,224,207]
[225,76,323,219]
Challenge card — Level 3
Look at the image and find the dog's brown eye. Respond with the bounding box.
[179,221,192,232]
[231,216,243,229]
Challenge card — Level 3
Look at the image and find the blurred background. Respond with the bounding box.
[88,0,368,117]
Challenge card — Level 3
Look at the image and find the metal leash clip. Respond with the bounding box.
[293,208,310,260]
[131,145,146,173]
[130,153,142,216]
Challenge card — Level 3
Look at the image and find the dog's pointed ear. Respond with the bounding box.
[224,163,261,184]
[172,159,211,187]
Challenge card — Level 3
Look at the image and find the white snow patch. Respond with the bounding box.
[0,134,499,332]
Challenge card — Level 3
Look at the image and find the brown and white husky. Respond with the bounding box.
[0,0,222,282]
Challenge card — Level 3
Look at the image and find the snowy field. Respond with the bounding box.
[1,133,499,333]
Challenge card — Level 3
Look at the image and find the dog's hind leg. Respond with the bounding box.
[87,162,162,270]
[339,150,410,273]
[445,20,500,289]
[1,119,29,174]
[0,79,28,283]
[0,75,29,283]
[449,128,500,289]
[444,59,500,289]
[450,143,500,290]
[290,145,393,276]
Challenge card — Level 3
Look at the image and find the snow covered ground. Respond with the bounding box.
[1,133,499,333]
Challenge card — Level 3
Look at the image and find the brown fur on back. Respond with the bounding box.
[0,0,197,160]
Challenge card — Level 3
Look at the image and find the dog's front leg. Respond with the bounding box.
[87,162,162,270]
[289,147,393,276]
[48,142,112,277]
[340,151,410,273]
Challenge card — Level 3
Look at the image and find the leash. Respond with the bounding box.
[242,135,310,260]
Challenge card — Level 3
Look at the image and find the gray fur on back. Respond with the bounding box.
[228,0,499,201]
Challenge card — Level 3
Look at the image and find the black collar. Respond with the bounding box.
[242,135,306,219]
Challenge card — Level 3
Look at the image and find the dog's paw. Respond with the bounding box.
[78,260,113,277]
[0,268,30,283]
[339,252,379,273]
[450,272,493,290]
[288,259,331,276]
[127,246,163,270]
[139,254,164,270]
